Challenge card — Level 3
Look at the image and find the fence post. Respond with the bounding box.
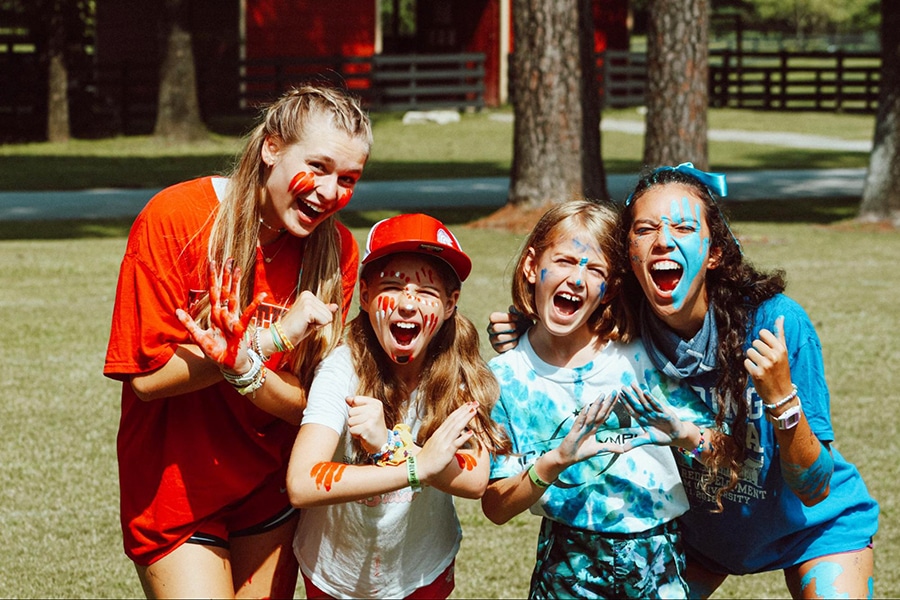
[780,50,788,109]
[835,51,844,111]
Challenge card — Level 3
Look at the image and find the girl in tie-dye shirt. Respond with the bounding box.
[481,201,716,599]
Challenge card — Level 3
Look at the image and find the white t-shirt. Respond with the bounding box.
[294,345,461,599]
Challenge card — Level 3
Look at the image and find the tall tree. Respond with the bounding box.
[643,0,710,169]
[154,0,207,142]
[46,0,70,142]
[507,0,607,208]
[859,0,900,225]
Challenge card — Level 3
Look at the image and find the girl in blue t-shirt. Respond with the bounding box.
[482,200,717,599]
[615,164,878,598]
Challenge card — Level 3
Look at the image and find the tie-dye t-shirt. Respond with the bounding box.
[489,333,716,534]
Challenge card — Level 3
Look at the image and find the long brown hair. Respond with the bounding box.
[617,167,786,509]
[511,200,634,343]
[347,255,510,457]
[204,84,372,390]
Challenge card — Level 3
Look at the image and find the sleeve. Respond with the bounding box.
[783,306,834,442]
[301,346,355,435]
[488,393,526,480]
[336,222,359,323]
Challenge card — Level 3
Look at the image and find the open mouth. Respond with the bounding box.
[296,198,325,221]
[391,321,420,347]
[553,292,583,315]
[650,260,682,293]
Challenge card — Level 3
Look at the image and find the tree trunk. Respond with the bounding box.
[46,4,70,143]
[154,0,207,142]
[508,0,607,208]
[859,0,900,225]
[643,0,709,169]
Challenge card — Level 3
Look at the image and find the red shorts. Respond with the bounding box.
[302,559,455,599]
[184,467,295,551]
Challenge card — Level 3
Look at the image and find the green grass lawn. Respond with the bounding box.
[0,106,875,191]
[0,198,894,598]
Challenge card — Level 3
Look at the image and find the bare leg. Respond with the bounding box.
[231,512,300,599]
[684,556,728,599]
[136,542,234,599]
[785,547,874,599]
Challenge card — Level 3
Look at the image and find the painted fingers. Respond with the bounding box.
[416,401,478,482]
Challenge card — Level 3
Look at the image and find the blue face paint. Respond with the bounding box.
[540,267,548,282]
[800,561,849,599]
[661,196,710,309]
[575,256,588,287]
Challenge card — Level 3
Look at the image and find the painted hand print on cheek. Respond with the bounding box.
[337,187,354,210]
[310,461,347,492]
[288,171,315,197]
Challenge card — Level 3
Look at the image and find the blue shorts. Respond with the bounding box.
[529,518,688,599]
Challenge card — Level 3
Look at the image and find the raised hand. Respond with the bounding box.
[346,395,388,454]
[275,290,339,349]
[486,305,531,353]
[176,258,265,371]
[616,383,693,451]
[415,402,478,482]
[744,316,794,405]
[555,393,620,463]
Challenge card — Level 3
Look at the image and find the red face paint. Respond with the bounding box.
[337,187,354,210]
[288,171,315,197]
[310,461,346,492]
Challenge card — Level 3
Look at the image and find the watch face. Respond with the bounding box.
[770,403,802,430]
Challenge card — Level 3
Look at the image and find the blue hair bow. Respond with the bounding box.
[626,162,728,206]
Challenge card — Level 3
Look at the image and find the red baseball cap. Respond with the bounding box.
[362,213,472,282]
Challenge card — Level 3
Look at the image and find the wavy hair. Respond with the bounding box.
[511,199,634,343]
[347,255,510,458]
[617,167,785,509]
[200,84,372,390]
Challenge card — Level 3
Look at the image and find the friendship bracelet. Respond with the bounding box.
[371,424,414,466]
[221,348,263,388]
[763,384,799,412]
[678,428,706,462]
[272,320,295,352]
[235,365,267,396]
[406,455,422,492]
[527,463,552,489]
[269,324,286,353]
[251,327,272,363]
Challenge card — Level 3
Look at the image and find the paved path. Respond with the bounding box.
[0,168,867,221]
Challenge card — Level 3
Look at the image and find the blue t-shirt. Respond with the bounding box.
[489,334,716,534]
[676,294,879,574]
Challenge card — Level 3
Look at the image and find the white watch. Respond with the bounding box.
[766,397,803,431]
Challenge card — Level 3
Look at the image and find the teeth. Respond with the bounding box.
[558,292,582,303]
[303,200,324,213]
[395,322,416,329]
[651,260,681,271]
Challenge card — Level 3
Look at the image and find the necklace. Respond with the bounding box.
[261,233,290,263]
[259,217,286,234]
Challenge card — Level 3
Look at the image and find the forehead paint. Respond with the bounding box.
[800,562,849,599]
[662,196,709,310]
[289,171,315,196]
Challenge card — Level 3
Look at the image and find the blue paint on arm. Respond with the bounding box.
[782,440,833,503]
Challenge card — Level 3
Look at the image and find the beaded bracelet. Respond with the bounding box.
[527,463,553,489]
[406,455,422,492]
[235,366,267,396]
[371,424,415,466]
[252,327,272,363]
[221,348,263,388]
[763,384,799,411]
[677,427,706,462]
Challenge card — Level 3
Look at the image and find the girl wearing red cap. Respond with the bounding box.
[104,85,370,598]
[286,213,509,599]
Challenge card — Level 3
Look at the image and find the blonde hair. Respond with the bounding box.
[511,200,634,343]
[347,256,510,457]
[203,85,372,390]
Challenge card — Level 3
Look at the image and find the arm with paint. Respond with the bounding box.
[744,316,833,506]
[482,396,617,524]
[287,402,481,507]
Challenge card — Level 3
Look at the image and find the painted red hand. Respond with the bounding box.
[455,453,478,471]
[310,461,346,492]
[176,258,266,370]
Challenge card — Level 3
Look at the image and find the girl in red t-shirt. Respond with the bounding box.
[104,85,371,598]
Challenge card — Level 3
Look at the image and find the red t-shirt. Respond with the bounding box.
[104,177,358,564]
